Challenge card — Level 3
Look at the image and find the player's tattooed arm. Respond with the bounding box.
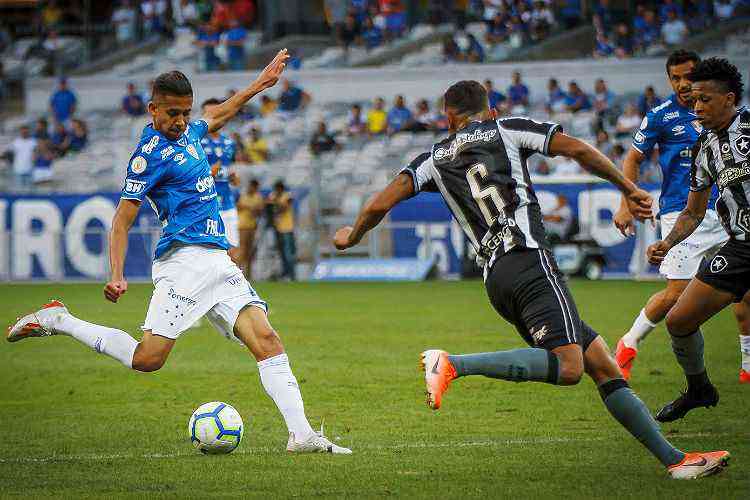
[203,49,289,132]
[334,173,415,250]
[105,199,140,303]
[549,132,653,222]
[647,189,710,264]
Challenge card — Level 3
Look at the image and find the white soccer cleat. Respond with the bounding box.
[6,300,68,343]
[286,432,352,455]
[668,451,730,479]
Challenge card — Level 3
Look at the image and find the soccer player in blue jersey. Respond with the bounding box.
[201,98,241,264]
[613,50,749,384]
[7,50,351,454]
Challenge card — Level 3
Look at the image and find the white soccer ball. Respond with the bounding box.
[188,401,244,455]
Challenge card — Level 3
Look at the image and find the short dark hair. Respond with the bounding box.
[665,49,700,75]
[201,97,222,108]
[151,71,193,100]
[273,179,285,190]
[444,80,488,116]
[688,57,745,105]
[249,178,260,187]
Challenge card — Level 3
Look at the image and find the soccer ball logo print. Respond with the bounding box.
[734,135,750,157]
[709,255,728,273]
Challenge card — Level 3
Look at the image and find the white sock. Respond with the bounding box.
[622,309,657,349]
[258,353,315,440]
[740,335,750,372]
[53,314,138,368]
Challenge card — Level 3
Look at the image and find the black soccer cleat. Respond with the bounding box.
[656,385,719,423]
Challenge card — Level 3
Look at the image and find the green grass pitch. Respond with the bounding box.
[1,280,748,499]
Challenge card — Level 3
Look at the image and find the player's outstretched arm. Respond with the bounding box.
[614,148,646,236]
[203,49,289,133]
[647,188,710,265]
[334,173,415,250]
[105,199,140,303]
[548,132,653,222]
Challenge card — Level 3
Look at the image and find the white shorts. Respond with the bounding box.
[142,245,267,341]
[220,208,240,247]
[659,210,728,280]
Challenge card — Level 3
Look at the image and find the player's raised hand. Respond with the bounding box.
[104,279,128,303]
[333,226,354,250]
[626,188,654,222]
[253,49,289,92]
[613,206,636,237]
[647,240,671,265]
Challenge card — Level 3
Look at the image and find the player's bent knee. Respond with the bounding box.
[132,355,166,372]
[558,363,584,385]
[665,310,694,337]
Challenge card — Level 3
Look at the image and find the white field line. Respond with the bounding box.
[0,432,727,464]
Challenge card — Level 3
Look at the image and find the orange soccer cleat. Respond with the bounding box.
[615,339,638,381]
[419,349,457,410]
[6,300,67,343]
[740,369,750,384]
[668,451,730,479]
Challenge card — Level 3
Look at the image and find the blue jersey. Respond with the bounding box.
[200,133,236,211]
[631,94,718,215]
[121,120,229,259]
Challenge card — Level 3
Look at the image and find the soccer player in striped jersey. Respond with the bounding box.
[648,57,750,421]
[613,50,749,384]
[335,80,729,478]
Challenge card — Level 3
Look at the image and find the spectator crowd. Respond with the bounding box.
[592,0,749,59]
[3,77,89,186]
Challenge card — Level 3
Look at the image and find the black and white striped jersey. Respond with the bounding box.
[691,108,750,241]
[400,117,561,267]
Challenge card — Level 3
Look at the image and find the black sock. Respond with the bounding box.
[686,371,712,395]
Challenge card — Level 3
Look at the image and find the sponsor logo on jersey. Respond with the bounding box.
[130,155,147,174]
[195,175,215,193]
[737,207,750,234]
[141,136,159,154]
[124,179,146,194]
[720,141,734,163]
[173,153,187,165]
[633,131,646,144]
[672,125,685,136]
[663,111,680,121]
[160,145,175,160]
[434,128,498,160]
[530,325,548,345]
[186,144,200,160]
[168,287,197,307]
[734,135,750,157]
[716,163,750,189]
[709,255,728,273]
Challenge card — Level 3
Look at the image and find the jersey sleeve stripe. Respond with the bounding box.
[543,123,562,156]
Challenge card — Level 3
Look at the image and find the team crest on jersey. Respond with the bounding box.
[691,120,703,133]
[709,255,728,273]
[734,135,750,157]
[130,155,147,174]
[186,144,200,160]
